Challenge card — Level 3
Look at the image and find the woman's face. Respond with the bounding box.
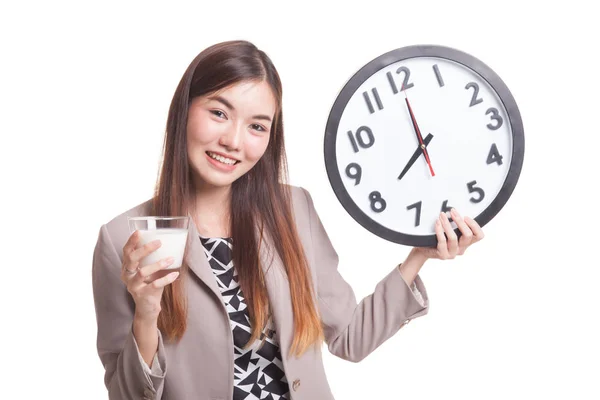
[186,80,277,191]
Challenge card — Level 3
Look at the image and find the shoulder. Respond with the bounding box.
[287,184,313,214]
[285,184,338,268]
[286,184,318,236]
[288,184,308,204]
[97,198,154,259]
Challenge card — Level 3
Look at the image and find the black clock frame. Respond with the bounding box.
[324,44,525,247]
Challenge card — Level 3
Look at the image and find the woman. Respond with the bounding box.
[92,40,484,400]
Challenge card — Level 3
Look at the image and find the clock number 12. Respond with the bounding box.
[387,66,414,94]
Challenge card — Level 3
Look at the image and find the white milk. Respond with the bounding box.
[137,228,188,269]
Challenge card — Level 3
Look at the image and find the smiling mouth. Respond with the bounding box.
[206,151,240,165]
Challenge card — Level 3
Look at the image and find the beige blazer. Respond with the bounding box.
[92,185,429,400]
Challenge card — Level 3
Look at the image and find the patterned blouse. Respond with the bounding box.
[200,236,290,400]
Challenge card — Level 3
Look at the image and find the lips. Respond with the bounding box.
[206,151,240,165]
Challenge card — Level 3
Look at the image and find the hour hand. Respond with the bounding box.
[398,133,434,181]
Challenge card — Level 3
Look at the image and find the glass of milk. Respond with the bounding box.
[127,216,190,270]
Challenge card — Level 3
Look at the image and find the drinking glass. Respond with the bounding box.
[127,216,190,270]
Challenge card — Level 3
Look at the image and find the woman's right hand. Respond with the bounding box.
[120,230,180,321]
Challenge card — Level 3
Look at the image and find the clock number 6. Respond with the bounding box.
[345,163,362,186]
[369,191,387,213]
[348,126,375,153]
[441,200,454,223]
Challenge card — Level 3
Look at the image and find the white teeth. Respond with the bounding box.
[207,152,237,165]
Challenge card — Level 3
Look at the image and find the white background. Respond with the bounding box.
[2,0,598,399]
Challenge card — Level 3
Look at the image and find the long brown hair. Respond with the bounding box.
[151,40,324,357]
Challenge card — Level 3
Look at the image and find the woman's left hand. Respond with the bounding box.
[415,208,485,261]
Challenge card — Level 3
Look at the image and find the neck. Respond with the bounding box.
[192,183,232,238]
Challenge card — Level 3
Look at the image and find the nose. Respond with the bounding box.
[218,122,243,151]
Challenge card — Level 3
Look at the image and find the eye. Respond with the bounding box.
[251,123,267,132]
[210,110,227,119]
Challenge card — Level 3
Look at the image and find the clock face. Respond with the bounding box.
[324,45,524,246]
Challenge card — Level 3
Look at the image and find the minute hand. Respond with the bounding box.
[405,97,435,177]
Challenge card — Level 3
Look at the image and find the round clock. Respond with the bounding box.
[324,44,524,247]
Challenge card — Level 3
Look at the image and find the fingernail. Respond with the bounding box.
[171,272,180,281]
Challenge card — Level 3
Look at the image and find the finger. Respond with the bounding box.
[434,218,449,259]
[120,265,139,282]
[122,231,143,275]
[122,230,141,258]
[129,239,162,264]
[147,271,180,289]
[440,212,458,258]
[450,208,473,254]
[464,216,485,242]
[136,257,175,284]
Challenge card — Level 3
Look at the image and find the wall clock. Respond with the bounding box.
[324,44,524,247]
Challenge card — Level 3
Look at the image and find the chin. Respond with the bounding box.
[196,167,248,188]
[199,174,238,188]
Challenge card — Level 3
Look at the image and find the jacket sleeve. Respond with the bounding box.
[302,188,430,363]
[92,224,168,399]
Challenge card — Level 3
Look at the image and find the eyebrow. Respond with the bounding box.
[209,95,273,122]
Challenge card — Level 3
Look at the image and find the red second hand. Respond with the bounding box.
[403,89,435,177]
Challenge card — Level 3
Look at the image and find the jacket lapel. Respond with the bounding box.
[183,215,223,300]
[183,214,294,359]
[258,230,294,360]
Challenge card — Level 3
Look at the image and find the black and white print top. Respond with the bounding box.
[200,236,290,400]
